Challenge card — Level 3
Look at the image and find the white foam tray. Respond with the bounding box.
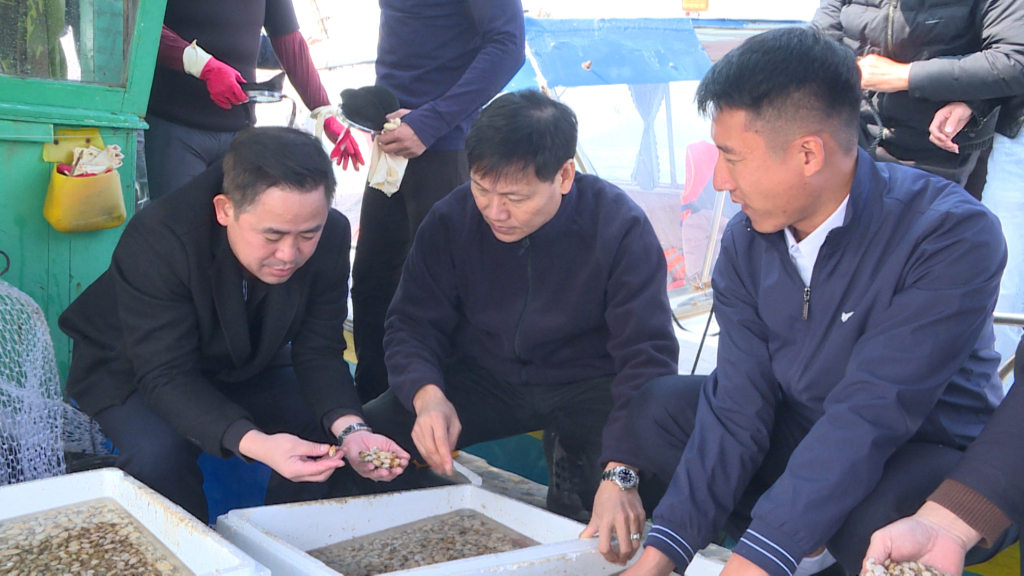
[0,468,268,575]
[216,484,728,575]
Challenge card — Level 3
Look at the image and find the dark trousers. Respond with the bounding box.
[350,150,469,403]
[360,359,614,512]
[91,367,337,524]
[628,375,1015,574]
[144,115,238,201]
[961,144,993,201]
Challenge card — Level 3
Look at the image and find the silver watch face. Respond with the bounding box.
[607,466,638,489]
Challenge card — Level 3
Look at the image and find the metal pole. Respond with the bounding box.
[993,312,1024,326]
[664,84,677,188]
[992,313,1023,383]
[698,190,727,288]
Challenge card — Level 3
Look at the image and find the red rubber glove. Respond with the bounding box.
[324,116,345,144]
[329,126,365,171]
[199,57,248,110]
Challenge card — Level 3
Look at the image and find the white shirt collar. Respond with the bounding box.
[783,195,849,287]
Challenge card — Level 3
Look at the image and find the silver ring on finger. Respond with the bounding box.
[630,533,641,541]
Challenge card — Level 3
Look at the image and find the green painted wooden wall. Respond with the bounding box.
[0,0,166,385]
[0,125,135,379]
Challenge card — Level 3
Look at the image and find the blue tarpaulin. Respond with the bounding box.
[507,18,713,91]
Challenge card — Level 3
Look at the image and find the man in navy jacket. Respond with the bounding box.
[363,90,680,566]
[623,28,1007,576]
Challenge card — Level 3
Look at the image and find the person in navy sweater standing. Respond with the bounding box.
[351,0,526,404]
[362,90,680,567]
[622,27,1007,576]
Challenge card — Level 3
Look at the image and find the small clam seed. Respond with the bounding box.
[0,500,187,575]
[866,558,950,576]
[359,446,401,470]
[308,511,532,576]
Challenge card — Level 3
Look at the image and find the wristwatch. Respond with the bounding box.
[337,422,372,445]
[601,466,639,490]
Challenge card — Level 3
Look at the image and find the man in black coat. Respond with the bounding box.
[60,127,408,523]
[812,0,1024,197]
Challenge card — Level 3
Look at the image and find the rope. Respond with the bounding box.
[691,304,715,376]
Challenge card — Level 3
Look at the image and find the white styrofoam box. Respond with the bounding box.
[0,468,268,575]
[217,484,729,576]
[218,485,596,575]
[688,543,731,576]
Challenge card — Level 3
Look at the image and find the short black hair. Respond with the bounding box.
[695,26,861,152]
[222,126,336,213]
[467,90,578,183]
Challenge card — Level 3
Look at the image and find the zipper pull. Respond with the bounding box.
[802,287,811,320]
[518,237,531,256]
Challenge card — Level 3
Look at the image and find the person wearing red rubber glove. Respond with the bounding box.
[186,45,248,110]
[144,0,347,201]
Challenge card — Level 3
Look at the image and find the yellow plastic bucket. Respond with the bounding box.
[43,166,126,233]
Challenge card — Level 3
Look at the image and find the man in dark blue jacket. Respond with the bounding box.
[362,90,680,566]
[622,27,1007,576]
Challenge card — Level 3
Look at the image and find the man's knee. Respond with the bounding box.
[115,433,202,482]
[828,443,964,573]
[629,374,704,439]
[628,374,705,481]
[362,391,418,456]
[94,395,203,484]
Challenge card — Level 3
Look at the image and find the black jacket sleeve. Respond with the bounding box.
[907,0,1024,102]
[810,0,845,43]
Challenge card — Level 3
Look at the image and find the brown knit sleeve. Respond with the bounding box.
[158,25,189,73]
[928,479,1012,548]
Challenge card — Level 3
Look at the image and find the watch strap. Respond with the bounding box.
[602,466,639,489]
[337,422,372,445]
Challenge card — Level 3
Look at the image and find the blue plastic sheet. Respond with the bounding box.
[507,18,713,91]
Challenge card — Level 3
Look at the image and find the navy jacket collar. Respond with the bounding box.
[829,148,881,244]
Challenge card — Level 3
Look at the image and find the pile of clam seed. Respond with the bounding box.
[0,499,184,575]
[865,559,950,576]
[308,511,529,576]
[359,447,401,470]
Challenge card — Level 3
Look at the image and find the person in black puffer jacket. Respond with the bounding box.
[812,0,1024,197]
